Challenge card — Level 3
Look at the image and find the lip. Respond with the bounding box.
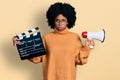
[57,27,63,31]
[58,27,62,29]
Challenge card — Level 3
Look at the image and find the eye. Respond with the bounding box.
[55,19,60,23]
[55,19,67,23]
[61,19,66,22]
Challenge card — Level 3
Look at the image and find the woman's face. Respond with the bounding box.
[54,14,68,31]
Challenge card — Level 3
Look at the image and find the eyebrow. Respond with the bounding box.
[55,19,67,21]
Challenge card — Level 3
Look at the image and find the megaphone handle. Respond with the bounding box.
[87,38,94,48]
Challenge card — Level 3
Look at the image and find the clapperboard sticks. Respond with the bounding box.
[16,27,39,40]
[15,27,46,60]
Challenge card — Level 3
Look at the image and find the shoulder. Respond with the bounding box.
[69,31,80,38]
[69,31,82,42]
[42,32,54,39]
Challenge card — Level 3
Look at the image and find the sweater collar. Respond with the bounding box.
[53,27,69,35]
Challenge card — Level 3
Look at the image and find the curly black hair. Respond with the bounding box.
[46,2,76,29]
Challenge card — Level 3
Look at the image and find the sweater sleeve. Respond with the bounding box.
[75,35,91,65]
[27,35,46,64]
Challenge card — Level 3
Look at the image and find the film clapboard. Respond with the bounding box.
[15,27,46,60]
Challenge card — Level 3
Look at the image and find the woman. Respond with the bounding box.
[13,2,95,80]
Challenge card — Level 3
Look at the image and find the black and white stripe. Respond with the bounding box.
[16,27,39,40]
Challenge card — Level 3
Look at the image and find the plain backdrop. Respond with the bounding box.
[0,0,120,80]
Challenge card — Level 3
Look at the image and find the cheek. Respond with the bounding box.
[54,23,58,27]
[65,22,68,26]
[64,23,68,27]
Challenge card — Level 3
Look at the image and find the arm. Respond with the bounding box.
[75,45,91,65]
[28,35,47,64]
[75,36,94,65]
[76,46,91,65]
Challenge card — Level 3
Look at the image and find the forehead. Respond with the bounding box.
[55,14,67,19]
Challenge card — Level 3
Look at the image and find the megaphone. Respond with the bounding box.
[82,29,105,48]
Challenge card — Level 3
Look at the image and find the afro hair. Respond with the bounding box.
[46,2,76,29]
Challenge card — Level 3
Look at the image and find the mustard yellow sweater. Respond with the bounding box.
[29,27,91,80]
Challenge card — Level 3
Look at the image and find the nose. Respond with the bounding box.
[58,21,62,26]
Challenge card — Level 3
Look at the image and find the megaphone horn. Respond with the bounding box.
[82,29,105,43]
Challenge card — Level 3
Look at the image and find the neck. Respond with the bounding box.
[54,27,69,34]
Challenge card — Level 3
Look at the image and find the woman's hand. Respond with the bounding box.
[12,37,19,47]
[85,38,95,48]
